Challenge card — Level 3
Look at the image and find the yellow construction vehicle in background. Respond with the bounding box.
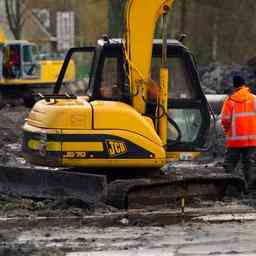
[0,29,75,107]
[2,0,244,209]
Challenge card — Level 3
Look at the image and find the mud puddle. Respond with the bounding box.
[0,200,256,255]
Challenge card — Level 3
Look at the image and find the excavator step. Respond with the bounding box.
[0,165,107,206]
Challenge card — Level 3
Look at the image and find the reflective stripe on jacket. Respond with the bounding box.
[221,86,256,148]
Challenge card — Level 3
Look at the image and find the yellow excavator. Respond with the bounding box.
[0,0,244,209]
[0,28,75,107]
[23,0,207,166]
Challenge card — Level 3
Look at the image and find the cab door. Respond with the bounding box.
[166,49,210,159]
[151,45,211,160]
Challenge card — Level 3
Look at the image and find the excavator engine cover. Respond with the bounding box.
[23,98,166,168]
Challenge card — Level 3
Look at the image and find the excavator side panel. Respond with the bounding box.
[23,98,166,167]
[23,128,166,168]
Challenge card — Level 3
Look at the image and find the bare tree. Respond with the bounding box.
[5,0,28,39]
[211,0,223,62]
[108,0,126,37]
[180,0,187,34]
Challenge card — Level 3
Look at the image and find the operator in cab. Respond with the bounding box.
[3,46,21,79]
[221,75,256,189]
[100,80,121,99]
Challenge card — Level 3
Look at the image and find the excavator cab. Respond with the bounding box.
[2,41,40,80]
[54,38,210,161]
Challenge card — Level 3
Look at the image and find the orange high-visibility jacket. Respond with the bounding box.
[221,86,256,148]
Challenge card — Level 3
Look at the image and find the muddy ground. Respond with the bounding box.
[1,207,256,255]
[1,105,256,255]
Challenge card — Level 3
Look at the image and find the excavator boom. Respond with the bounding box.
[125,0,174,114]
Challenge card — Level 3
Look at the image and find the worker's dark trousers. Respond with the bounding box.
[223,147,256,188]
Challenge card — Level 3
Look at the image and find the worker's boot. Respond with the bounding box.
[223,148,240,174]
[242,163,256,192]
[241,148,256,191]
[244,170,256,190]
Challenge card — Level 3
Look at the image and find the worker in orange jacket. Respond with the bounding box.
[221,75,256,189]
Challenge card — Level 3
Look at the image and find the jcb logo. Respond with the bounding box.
[105,140,127,157]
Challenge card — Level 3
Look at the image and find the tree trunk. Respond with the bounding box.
[108,0,125,38]
[212,11,219,62]
[5,0,26,40]
[180,0,187,33]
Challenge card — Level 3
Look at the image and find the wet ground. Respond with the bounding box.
[1,208,256,256]
[1,105,256,255]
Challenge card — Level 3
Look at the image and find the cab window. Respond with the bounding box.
[100,57,122,99]
[23,45,40,77]
[3,44,21,79]
[150,53,208,149]
[151,56,196,99]
[167,108,202,143]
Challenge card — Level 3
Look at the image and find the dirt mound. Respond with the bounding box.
[0,106,30,166]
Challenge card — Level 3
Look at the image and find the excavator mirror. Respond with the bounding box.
[178,34,187,43]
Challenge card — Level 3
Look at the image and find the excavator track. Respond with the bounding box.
[0,165,245,210]
[107,167,245,209]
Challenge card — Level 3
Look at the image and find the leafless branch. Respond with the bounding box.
[5,0,28,39]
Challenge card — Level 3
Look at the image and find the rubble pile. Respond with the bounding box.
[0,106,29,166]
[198,64,256,157]
[199,64,256,94]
